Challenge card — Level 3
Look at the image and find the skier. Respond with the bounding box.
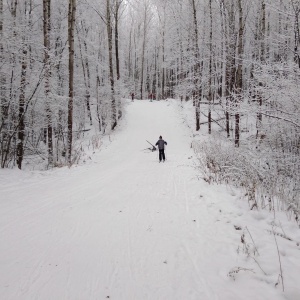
[155,136,167,162]
[148,93,153,102]
[131,92,134,101]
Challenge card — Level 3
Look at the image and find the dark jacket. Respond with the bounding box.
[156,139,167,150]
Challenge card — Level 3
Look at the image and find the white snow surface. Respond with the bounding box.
[1,100,300,300]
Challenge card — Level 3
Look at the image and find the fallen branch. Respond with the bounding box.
[199,113,226,129]
[272,226,284,292]
[245,227,260,256]
[267,230,293,242]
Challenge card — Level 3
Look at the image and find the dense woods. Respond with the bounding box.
[0,0,299,216]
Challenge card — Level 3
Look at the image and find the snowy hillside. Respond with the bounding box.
[0,100,299,300]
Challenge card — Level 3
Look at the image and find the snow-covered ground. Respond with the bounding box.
[0,99,299,300]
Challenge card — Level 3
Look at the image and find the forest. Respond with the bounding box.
[0,0,299,218]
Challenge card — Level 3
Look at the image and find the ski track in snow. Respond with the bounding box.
[0,100,297,300]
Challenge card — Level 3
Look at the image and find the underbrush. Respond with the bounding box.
[193,137,299,224]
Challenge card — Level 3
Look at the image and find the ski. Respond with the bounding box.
[146,140,156,151]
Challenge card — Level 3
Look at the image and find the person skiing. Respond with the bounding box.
[148,93,153,102]
[155,136,167,162]
[131,92,134,101]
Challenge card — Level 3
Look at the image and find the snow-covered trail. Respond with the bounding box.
[0,100,286,300]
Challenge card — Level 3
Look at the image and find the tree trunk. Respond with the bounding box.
[0,0,6,129]
[12,0,26,170]
[16,42,28,169]
[162,29,165,100]
[128,26,132,79]
[83,37,92,125]
[106,0,117,130]
[208,0,213,134]
[160,5,166,100]
[225,0,236,138]
[77,23,92,126]
[220,0,230,137]
[235,0,244,147]
[256,0,265,138]
[191,0,201,131]
[43,0,53,166]
[115,0,120,80]
[67,0,76,164]
[260,0,266,61]
[114,1,122,120]
[0,1,4,165]
[140,4,148,100]
[293,6,300,67]
[96,71,102,132]
[54,33,64,162]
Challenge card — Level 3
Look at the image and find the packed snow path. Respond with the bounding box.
[0,100,291,300]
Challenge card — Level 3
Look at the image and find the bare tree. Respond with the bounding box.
[235,0,244,147]
[43,0,53,166]
[256,0,266,138]
[76,22,93,126]
[106,0,117,130]
[114,0,123,80]
[67,0,76,164]
[13,0,24,169]
[139,0,152,100]
[208,0,213,134]
[191,0,201,131]
[291,0,300,67]
[0,0,5,126]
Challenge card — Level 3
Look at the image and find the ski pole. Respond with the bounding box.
[146,140,156,148]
